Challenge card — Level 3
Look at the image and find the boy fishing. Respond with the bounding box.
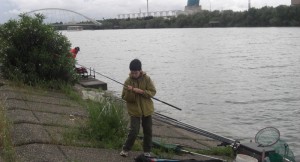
[120,59,156,157]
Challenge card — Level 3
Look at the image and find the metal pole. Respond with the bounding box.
[147,0,149,16]
[248,0,251,10]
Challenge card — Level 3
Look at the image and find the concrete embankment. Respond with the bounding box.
[0,77,225,162]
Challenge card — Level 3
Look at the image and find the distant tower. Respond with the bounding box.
[147,0,149,16]
[185,0,202,14]
[291,0,300,5]
[248,0,251,10]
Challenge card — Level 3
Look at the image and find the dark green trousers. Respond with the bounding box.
[122,115,152,152]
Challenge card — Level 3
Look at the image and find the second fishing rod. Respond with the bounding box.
[76,63,182,111]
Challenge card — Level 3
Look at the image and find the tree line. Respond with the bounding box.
[98,5,300,29]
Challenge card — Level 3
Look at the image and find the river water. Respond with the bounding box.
[62,28,300,156]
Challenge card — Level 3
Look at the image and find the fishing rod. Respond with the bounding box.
[180,149,225,161]
[76,63,182,111]
[153,112,236,145]
[151,139,226,161]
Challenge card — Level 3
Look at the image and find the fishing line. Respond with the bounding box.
[76,63,182,111]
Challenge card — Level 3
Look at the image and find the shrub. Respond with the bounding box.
[84,98,128,148]
[0,14,77,87]
[64,97,129,149]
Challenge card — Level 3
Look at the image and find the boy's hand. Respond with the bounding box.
[127,85,134,91]
[133,88,144,94]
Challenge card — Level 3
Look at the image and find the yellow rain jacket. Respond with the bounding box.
[122,72,156,117]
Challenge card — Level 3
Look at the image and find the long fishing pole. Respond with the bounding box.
[76,63,182,111]
[152,139,226,161]
[153,112,236,145]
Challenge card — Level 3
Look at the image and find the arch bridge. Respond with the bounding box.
[25,8,101,29]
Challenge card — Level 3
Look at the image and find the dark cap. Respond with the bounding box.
[75,47,80,51]
[129,59,142,71]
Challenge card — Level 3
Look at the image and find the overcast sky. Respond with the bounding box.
[0,0,291,23]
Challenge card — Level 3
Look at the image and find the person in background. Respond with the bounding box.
[70,46,87,77]
[70,47,80,59]
[120,59,156,158]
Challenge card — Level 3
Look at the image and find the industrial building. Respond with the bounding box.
[184,0,202,14]
[291,0,300,5]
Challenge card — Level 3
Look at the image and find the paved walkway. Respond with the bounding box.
[0,78,223,162]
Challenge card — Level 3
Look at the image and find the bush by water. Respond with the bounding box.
[0,14,77,87]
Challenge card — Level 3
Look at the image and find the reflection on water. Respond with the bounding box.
[62,28,300,155]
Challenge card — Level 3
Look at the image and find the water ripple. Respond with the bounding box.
[225,97,300,105]
[247,65,290,70]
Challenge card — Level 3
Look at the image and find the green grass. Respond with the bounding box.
[59,82,82,102]
[195,146,235,158]
[152,147,177,159]
[63,91,129,149]
[0,101,16,162]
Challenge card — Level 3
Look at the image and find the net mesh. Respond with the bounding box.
[268,140,296,162]
[255,127,280,146]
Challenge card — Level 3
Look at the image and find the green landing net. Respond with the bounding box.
[255,127,296,162]
[267,140,296,162]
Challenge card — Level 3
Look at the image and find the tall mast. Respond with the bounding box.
[147,0,149,16]
[248,0,251,10]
